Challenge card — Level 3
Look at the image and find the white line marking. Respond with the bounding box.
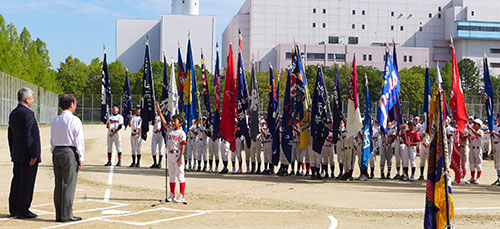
[0,189,83,196]
[104,153,116,202]
[328,215,338,229]
[104,189,111,202]
[362,206,500,212]
[205,209,302,213]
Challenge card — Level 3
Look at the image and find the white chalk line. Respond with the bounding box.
[328,215,338,229]
[0,189,83,196]
[103,152,116,202]
[362,206,500,212]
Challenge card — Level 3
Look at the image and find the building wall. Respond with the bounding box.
[116,19,161,72]
[223,0,500,74]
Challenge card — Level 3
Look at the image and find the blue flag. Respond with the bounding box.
[267,65,280,165]
[237,50,251,148]
[122,68,133,130]
[182,39,198,132]
[281,69,293,163]
[388,46,402,130]
[212,45,221,141]
[273,73,281,165]
[101,52,111,124]
[424,67,432,134]
[311,66,330,154]
[140,40,155,140]
[160,55,171,122]
[377,51,401,133]
[361,75,372,170]
[201,51,212,121]
[177,47,185,114]
[332,64,342,144]
[484,56,495,131]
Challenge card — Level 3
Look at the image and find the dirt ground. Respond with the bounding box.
[1,124,500,228]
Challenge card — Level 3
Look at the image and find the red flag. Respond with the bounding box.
[221,43,237,151]
[450,44,468,134]
[450,133,462,183]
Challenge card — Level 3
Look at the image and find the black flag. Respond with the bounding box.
[123,68,133,129]
[100,50,111,124]
[140,40,155,140]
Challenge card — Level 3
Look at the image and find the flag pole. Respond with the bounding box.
[437,81,452,227]
[103,44,110,125]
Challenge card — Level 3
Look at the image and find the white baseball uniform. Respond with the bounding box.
[321,131,335,166]
[166,128,187,183]
[262,127,272,163]
[196,125,208,161]
[492,125,500,170]
[107,114,123,153]
[470,129,484,172]
[130,115,142,156]
[151,116,164,157]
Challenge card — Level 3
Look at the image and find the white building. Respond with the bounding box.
[116,0,216,72]
[223,0,500,74]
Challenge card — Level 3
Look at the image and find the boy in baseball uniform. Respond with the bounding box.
[155,102,187,203]
[105,104,123,166]
[402,121,420,181]
[129,105,142,167]
[321,120,335,178]
[467,119,484,184]
[150,114,164,169]
[490,114,500,186]
[186,119,198,171]
[261,121,273,175]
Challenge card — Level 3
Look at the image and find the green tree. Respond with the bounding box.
[56,56,88,94]
[458,58,481,95]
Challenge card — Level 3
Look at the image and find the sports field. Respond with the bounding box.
[1,124,500,228]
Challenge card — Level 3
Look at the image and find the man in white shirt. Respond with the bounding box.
[50,94,84,222]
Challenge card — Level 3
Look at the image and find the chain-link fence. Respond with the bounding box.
[0,72,58,125]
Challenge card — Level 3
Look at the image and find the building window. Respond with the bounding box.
[369,54,372,61]
[329,36,339,44]
[491,48,500,54]
[352,24,355,29]
[471,11,474,16]
[323,23,326,28]
[352,10,356,15]
[323,9,326,14]
[391,25,394,30]
[391,11,394,16]
[313,22,316,28]
[429,13,432,18]
[285,52,292,59]
[438,7,441,12]
[348,37,358,44]
[313,8,316,13]
[404,55,407,62]
[335,54,346,60]
[400,26,404,31]
[307,53,325,60]
[363,54,367,61]
[409,56,413,62]
[438,13,441,18]
[491,62,500,68]
[362,10,365,15]
[362,24,365,29]
[419,26,423,31]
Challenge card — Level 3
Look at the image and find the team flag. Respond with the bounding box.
[169,57,179,116]
[212,43,222,141]
[236,36,251,148]
[201,50,212,121]
[281,69,293,163]
[484,55,495,132]
[182,38,199,132]
[424,78,455,229]
[311,66,330,154]
[100,48,111,124]
[272,69,281,165]
[249,60,260,141]
[220,43,237,151]
[122,68,133,129]
[346,56,362,138]
[290,45,309,149]
[177,44,186,117]
[332,64,343,144]
[267,65,278,164]
[424,67,432,134]
[377,51,400,133]
[140,39,155,140]
[160,55,171,122]
[361,73,373,171]
[449,38,468,134]
[388,44,403,129]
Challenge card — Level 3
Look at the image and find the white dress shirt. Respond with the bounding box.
[50,110,85,161]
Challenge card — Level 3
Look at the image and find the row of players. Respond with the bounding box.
[104,104,500,185]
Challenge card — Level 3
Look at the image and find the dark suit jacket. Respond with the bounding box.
[8,104,41,163]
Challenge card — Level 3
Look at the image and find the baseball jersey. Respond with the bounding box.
[108,114,123,131]
[470,129,484,147]
[166,128,187,153]
[198,125,207,141]
[403,130,421,145]
[131,115,142,132]
[153,116,162,133]
[188,124,198,139]
[261,126,271,142]
[493,125,500,142]
[446,125,455,140]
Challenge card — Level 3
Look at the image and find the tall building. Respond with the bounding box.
[223,0,500,74]
[116,0,215,72]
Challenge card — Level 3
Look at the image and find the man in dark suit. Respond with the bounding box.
[8,87,41,219]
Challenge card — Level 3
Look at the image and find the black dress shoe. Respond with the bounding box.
[57,216,82,222]
[16,212,37,219]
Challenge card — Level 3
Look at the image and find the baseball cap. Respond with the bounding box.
[473,119,483,126]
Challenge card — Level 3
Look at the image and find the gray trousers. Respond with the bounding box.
[52,146,78,221]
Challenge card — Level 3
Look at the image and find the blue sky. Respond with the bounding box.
[0,0,244,68]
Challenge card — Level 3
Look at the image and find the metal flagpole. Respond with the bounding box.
[437,83,452,227]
